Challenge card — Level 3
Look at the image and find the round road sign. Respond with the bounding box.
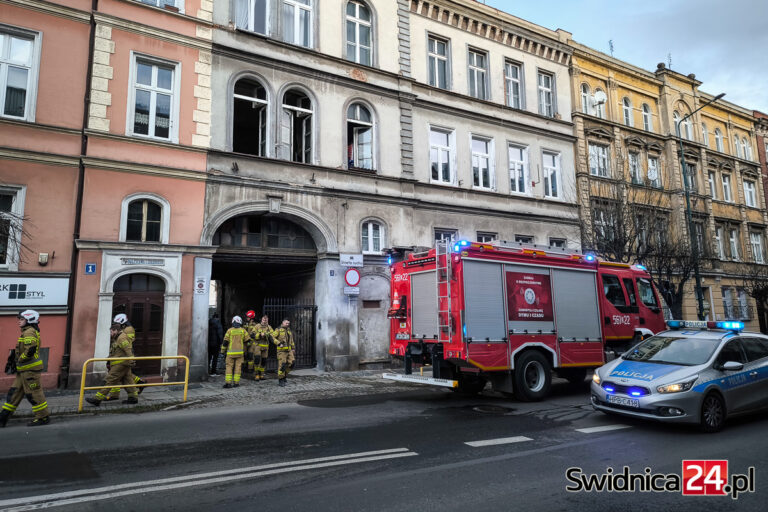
[344,268,361,287]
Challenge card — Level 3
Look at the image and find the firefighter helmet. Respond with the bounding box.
[246,310,256,319]
[18,310,39,324]
[113,313,129,325]
[232,315,242,325]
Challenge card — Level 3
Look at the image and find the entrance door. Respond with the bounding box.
[263,298,317,370]
[113,274,165,375]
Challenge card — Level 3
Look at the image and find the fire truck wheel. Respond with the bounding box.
[514,351,552,402]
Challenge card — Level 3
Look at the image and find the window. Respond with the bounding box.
[477,232,497,243]
[128,56,178,141]
[622,97,632,126]
[542,151,560,198]
[0,185,24,269]
[642,104,652,131]
[746,141,753,161]
[508,144,528,194]
[429,127,454,184]
[580,84,590,114]
[282,0,313,47]
[750,232,764,263]
[623,278,637,307]
[629,152,641,184]
[471,136,493,189]
[734,135,741,158]
[744,180,756,207]
[234,0,268,34]
[715,226,724,259]
[708,172,717,199]
[347,103,374,170]
[515,234,534,244]
[722,174,732,202]
[537,71,554,117]
[593,90,606,119]
[715,128,724,152]
[647,156,660,188]
[741,338,768,362]
[602,275,627,307]
[434,228,457,243]
[738,289,750,319]
[427,36,449,89]
[683,117,693,141]
[280,89,313,163]
[637,278,659,308]
[588,143,610,177]
[346,1,372,66]
[674,112,692,140]
[467,49,487,100]
[232,78,268,156]
[126,199,162,242]
[741,138,749,161]
[361,220,383,253]
[138,0,183,8]
[673,112,681,137]
[684,162,697,192]
[702,123,708,147]
[505,61,522,109]
[0,28,39,121]
[729,228,740,261]
[716,338,745,365]
[693,222,705,256]
[549,238,566,249]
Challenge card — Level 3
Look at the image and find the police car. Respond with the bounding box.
[591,321,768,432]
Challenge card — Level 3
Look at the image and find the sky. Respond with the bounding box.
[482,0,768,113]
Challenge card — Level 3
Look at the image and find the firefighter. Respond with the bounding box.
[251,315,273,381]
[86,323,139,406]
[244,310,258,375]
[0,310,50,427]
[113,313,148,394]
[221,316,251,388]
[272,319,295,387]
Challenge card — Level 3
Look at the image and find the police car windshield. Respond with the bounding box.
[622,335,721,366]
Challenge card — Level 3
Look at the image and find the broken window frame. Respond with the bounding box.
[346,103,374,170]
[232,77,269,157]
[280,89,313,163]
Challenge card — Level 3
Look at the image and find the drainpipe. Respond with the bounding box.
[60,0,98,388]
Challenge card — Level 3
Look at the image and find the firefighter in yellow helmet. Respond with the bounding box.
[221,315,251,388]
[251,315,273,381]
[244,310,258,375]
[272,319,295,387]
[113,313,148,395]
[86,322,139,406]
[0,310,50,427]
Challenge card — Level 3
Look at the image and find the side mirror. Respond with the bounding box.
[719,361,744,372]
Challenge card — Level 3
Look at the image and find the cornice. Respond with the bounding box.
[76,240,215,255]
[84,129,208,154]
[82,156,206,181]
[0,0,90,24]
[0,146,78,167]
[93,12,212,51]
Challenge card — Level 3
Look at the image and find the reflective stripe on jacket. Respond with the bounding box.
[272,328,294,351]
[109,332,135,366]
[252,324,273,348]
[222,327,250,356]
[16,326,43,371]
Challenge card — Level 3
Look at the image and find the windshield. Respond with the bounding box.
[623,335,721,366]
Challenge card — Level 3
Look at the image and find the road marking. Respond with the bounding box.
[0,448,417,511]
[465,436,533,447]
[575,424,632,434]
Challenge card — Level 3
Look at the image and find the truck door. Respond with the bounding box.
[635,277,666,334]
[600,274,636,344]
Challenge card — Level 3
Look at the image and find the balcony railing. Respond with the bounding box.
[718,305,753,321]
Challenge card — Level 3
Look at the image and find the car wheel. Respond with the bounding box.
[700,393,726,433]
[514,351,552,402]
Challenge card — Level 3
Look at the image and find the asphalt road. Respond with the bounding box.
[1,379,766,512]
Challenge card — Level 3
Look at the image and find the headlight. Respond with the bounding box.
[656,376,698,394]
[592,369,601,384]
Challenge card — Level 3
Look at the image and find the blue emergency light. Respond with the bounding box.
[584,253,596,262]
[635,264,647,271]
[387,256,392,265]
[453,240,470,252]
[666,320,744,332]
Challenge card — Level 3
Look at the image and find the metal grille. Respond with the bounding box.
[263,298,317,370]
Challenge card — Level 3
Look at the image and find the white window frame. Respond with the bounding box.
[515,234,534,244]
[684,163,697,192]
[434,228,457,243]
[282,0,313,48]
[126,52,181,143]
[346,102,375,170]
[729,228,740,261]
[470,134,494,190]
[715,226,724,260]
[137,0,185,11]
[477,232,497,243]
[734,135,741,158]
[622,97,633,127]
[232,76,270,157]
[508,143,529,196]
[702,123,708,147]
[119,192,171,244]
[744,180,757,207]
[549,238,566,249]
[580,83,590,114]
[751,232,765,264]
[234,0,269,35]
[537,70,555,117]
[647,156,660,188]
[427,35,449,90]
[0,24,42,122]
[715,129,724,152]
[588,143,610,178]
[345,0,372,66]
[0,184,26,271]
[361,219,384,254]
[429,125,456,186]
[542,150,561,199]
[642,104,652,132]
[279,89,314,163]
[593,89,607,119]
[629,152,640,184]
[708,171,717,199]
[467,48,488,100]
[722,174,732,202]
[505,60,523,109]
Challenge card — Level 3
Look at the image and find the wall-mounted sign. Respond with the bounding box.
[0,277,70,307]
[120,258,164,266]
[344,268,361,287]
[85,263,97,275]
[340,254,363,267]
[194,276,207,295]
[344,286,360,296]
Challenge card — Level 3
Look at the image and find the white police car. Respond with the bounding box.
[591,321,768,432]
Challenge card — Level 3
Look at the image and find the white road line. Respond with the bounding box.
[465,436,533,447]
[575,424,632,434]
[0,448,415,510]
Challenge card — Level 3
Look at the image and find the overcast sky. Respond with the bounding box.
[483,0,768,113]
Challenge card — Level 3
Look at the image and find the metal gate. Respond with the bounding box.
[263,298,317,370]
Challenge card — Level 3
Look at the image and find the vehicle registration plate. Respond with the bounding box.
[608,395,639,408]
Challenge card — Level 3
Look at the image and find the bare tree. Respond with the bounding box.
[0,205,31,266]
[737,262,768,332]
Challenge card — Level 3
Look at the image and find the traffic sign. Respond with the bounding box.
[345,268,361,287]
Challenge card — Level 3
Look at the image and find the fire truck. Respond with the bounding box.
[384,240,667,400]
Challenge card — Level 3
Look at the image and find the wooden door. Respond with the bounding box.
[112,274,165,375]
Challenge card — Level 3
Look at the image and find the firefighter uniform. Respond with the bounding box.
[272,326,295,386]
[1,324,49,426]
[121,324,147,394]
[250,322,273,380]
[87,330,138,405]
[222,326,251,387]
[244,319,259,374]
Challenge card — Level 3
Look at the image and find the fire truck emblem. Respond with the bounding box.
[524,288,536,305]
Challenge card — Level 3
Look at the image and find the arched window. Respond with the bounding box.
[622,97,632,126]
[361,219,384,253]
[580,83,591,114]
[347,103,374,170]
[232,77,268,156]
[742,138,750,160]
[684,117,693,140]
[715,128,724,152]
[593,89,606,119]
[126,199,162,242]
[642,104,652,132]
[345,1,372,66]
[673,111,681,137]
[280,89,313,163]
[701,123,708,147]
[734,135,742,158]
[746,139,753,161]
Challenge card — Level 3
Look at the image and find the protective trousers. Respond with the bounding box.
[95,364,138,401]
[277,351,295,379]
[254,348,268,379]
[225,355,244,384]
[2,371,49,420]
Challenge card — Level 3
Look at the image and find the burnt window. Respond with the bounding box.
[280,89,312,163]
[233,78,268,156]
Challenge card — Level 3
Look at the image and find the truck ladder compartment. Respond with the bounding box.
[436,240,453,342]
[382,372,458,388]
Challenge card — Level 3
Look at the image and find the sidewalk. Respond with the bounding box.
[8,369,422,419]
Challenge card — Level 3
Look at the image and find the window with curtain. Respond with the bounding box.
[234,0,269,35]
[282,0,313,47]
[345,1,372,66]
[347,103,374,170]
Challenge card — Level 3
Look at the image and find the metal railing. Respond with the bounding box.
[720,305,754,321]
[78,356,189,412]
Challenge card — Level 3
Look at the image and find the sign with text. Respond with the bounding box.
[344,286,360,296]
[340,254,363,267]
[506,272,553,321]
[0,277,70,307]
[194,276,207,295]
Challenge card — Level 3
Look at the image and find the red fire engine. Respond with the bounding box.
[384,240,667,400]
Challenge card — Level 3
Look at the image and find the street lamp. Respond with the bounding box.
[678,92,725,320]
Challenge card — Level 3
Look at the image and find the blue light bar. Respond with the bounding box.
[604,386,615,393]
[717,321,744,331]
[636,264,647,271]
[387,256,392,265]
[667,320,744,332]
[460,240,470,246]
[584,253,596,262]
[453,244,460,252]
